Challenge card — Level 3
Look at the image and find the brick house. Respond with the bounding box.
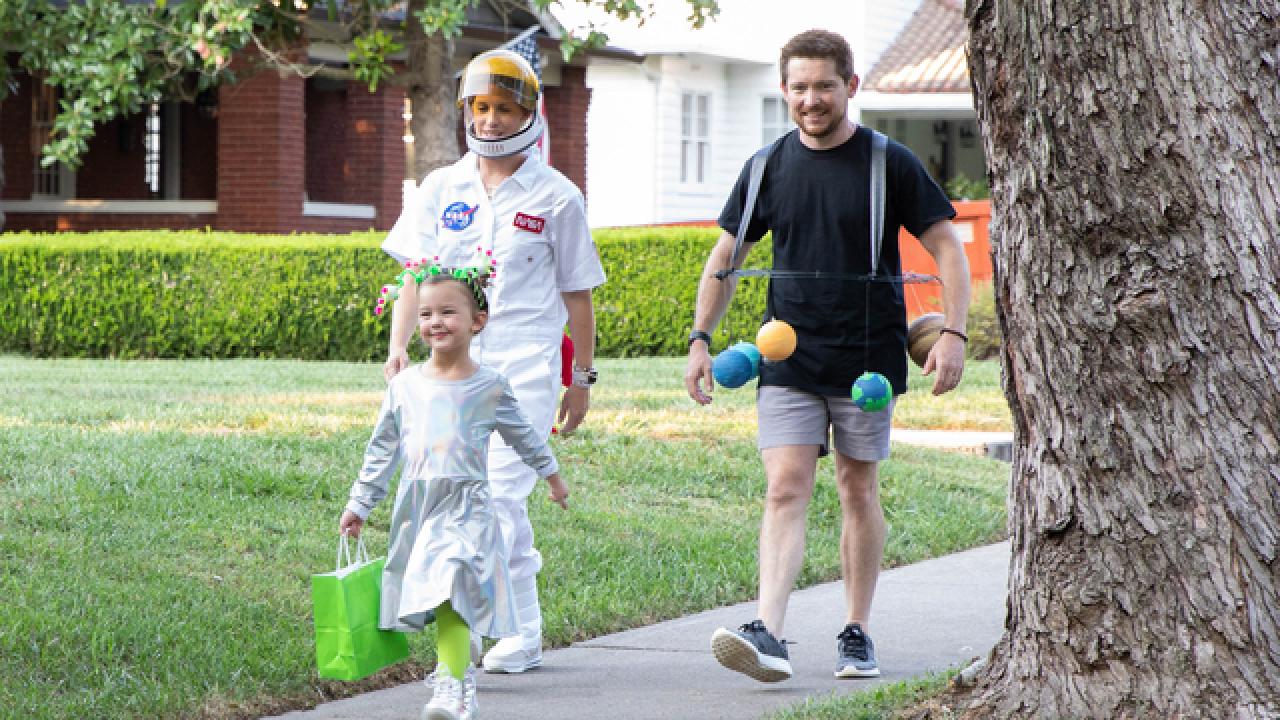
[0,16,594,234]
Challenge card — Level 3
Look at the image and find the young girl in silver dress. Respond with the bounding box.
[339,266,568,720]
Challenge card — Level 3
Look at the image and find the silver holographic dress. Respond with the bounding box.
[344,364,558,637]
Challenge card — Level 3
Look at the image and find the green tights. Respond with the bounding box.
[434,601,470,681]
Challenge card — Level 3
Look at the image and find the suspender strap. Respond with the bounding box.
[718,130,887,280]
[716,139,780,280]
[868,129,888,277]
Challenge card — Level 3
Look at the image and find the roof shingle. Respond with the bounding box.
[865,0,969,94]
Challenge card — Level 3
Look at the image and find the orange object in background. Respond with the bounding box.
[899,200,992,320]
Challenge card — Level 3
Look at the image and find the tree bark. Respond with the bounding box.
[405,0,460,182]
[964,0,1280,717]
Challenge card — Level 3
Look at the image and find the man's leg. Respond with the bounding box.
[757,445,820,636]
[828,394,892,679]
[833,454,884,627]
[711,386,827,683]
[709,446,817,683]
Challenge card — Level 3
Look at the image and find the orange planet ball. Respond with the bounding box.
[907,312,945,368]
[756,320,797,362]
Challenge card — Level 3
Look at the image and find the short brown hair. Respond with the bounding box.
[420,273,488,315]
[779,29,855,84]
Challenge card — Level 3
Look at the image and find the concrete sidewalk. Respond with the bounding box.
[892,430,1013,461]
[268,541,1010,720]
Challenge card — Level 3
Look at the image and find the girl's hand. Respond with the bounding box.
[339,510,364,538]
[545,473,569,510]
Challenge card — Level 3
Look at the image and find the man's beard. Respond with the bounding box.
[793,106,844,139]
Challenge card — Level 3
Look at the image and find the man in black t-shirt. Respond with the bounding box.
[684,29,972,683]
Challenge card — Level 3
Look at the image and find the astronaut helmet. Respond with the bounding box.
[458,48,543,158]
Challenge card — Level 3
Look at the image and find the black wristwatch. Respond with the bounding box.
[571,365,598,388]
[688,330,712,348]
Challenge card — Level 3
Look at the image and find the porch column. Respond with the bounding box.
[345,82,406,230]
[543,64,591,198]
[215,59,305,232]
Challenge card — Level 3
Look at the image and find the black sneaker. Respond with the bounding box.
[834,622,880,678]
[711,620,793,683]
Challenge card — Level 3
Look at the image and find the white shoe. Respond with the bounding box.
[422,667,477,720]
[462,669,478,718]
[483,575,543,674]
[481,632,542,673]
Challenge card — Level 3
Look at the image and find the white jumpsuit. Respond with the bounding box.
[384,151,605,582]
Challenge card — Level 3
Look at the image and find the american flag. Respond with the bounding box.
[505,27,550,163]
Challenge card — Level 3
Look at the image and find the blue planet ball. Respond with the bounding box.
[851,372,892,412]
[730,342,762,375]
[713,348,756,389]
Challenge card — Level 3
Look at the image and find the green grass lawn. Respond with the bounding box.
[0,355,1009,720]
[768,672,952,720]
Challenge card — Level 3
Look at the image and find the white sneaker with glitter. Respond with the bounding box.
[422,666,476,720]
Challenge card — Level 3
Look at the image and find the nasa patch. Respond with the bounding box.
[513,212,546,234]
[441,201,478,231]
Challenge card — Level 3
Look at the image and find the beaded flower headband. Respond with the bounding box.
[374,249,497,316]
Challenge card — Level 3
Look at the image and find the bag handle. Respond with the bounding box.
[335,533,371,570]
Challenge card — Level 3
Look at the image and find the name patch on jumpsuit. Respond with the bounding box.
[513,212,546,234]
[441,201,478,231]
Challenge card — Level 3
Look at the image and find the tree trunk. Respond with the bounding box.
[405,0,460,182]
[964,0,1280,717]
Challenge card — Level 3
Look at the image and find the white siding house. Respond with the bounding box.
[557,0,927,227]
[858,0,985,191]
[579,51,777,227]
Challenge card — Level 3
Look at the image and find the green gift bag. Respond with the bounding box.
[312,534,410,681]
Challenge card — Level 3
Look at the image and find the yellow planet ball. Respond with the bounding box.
[756,320,797,362]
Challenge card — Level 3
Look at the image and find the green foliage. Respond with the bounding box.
[943,172,991,201]
[350,29,403,91]
[0,231,396,360]
[0,228,774,360]
[2,0,258,169]
[0,1,720,169]
[0,229,1010,364]
[592,226,772,357]
[414,0,472,37]
[966,280,1001,361]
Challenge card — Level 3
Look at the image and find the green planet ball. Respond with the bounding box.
[851,372,892,412]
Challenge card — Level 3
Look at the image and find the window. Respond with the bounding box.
[29,79,80,199]
[30,81,67,197]
[680,92,710,184]
[144,103,162,195]
[761,96,792,145]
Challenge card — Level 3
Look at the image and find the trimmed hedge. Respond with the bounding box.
[592,226,771,357]
[0,229,772,360]
[966,280,1001,361]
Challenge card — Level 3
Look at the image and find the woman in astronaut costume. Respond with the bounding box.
[382,49,605,674]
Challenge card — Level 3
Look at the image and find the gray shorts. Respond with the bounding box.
[757,385,895,461]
